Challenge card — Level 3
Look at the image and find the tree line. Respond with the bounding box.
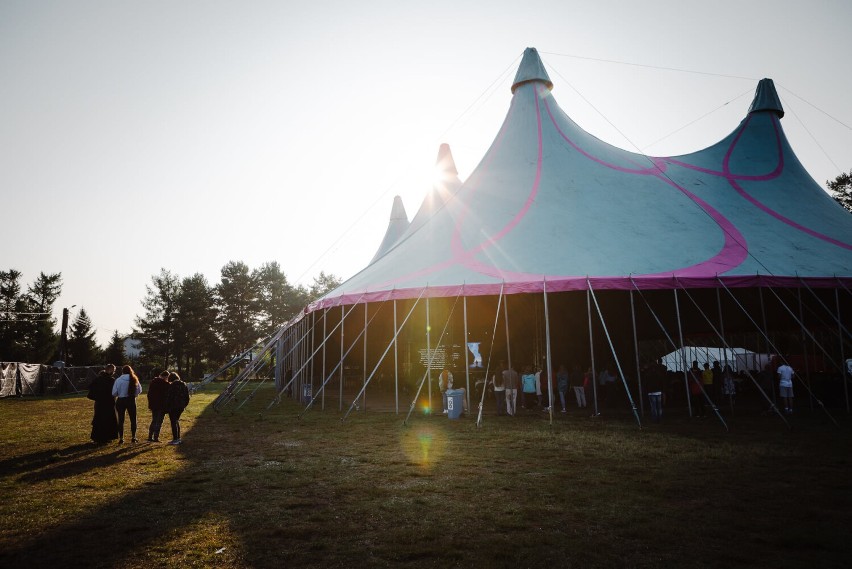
[0,262,340,379]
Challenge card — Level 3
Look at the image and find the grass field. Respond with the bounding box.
[1,383,851,568]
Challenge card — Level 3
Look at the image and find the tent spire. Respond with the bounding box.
[436,143,458,177]
[748,78,784,118]
[511,47,553,94]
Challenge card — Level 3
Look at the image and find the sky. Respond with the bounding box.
[2,0,850,346]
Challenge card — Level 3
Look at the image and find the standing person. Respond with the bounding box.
[645,360,666,423]
[491,362,506,416]
[570,364,586,409]
[556,364,569,413]
[147,370,170,442]
[88,364,119,444]
[503,364,520,416]
[598,366,615,407]
[521,366,537,410]
[722,364,736,411]
[712,360,723,402]
[777,361,795,414]
[688,361,705,418]
[701,362,715,406]
[438,368,453,414]
[112,365,142,443]
[165,371,190,445]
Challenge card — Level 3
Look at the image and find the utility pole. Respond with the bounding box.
[58,305,76,364]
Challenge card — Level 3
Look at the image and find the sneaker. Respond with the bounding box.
[131,437,138,443]
[167,439,182,445]
[561,409,567,413]
[118,438,123,445]
[442,410,448,414]
[152,437,159,442]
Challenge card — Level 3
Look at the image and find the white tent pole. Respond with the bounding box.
[339,304,344,412]
[797,288,814,411]
[586,287,599,416]
[394,298,399,415]
[674,289,693,417]
[629,288,644,417]
[758,287,777,404]
[476,283,505,427]
[543,278,554,424]
[404,290,462,425]
[311,311,316,404]
[717,288,729,373]
[322,308,327,411]
[426,294,432,412]
[363,301,368,412]
[504,294,512,374]
[463,289,471,412]
[837,289,850,413]
[588,279,641,428]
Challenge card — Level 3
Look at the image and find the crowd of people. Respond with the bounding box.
[468,357,800,422]
[88,364,191,445]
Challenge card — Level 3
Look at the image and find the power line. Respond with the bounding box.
[540,51,758,81]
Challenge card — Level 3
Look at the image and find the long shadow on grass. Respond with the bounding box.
[0,396,303,568]
[17,444,151,483]
[0,443,97,476]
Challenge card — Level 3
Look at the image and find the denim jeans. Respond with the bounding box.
[648,392,663,422]
[115,397,137,440]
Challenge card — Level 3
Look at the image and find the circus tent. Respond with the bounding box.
[218,48,852,427]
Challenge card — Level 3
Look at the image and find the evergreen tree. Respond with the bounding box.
[216,261,259,357]
[135,268,180,369]
[103,330,125,365]
[255,261,303,336]
[0,270,25,360]
[828,170,852,212]
[308,271,342,301]
[67,308,101,365]
[25,272,62,363]
[174,273,219,377]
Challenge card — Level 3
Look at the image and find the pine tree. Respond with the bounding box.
[135,269,180,369]
[827,170,852,212]
[67,308,101,365]
[0,270,25,360]
[103,330,125,365]
[25,272,62,363]
[255,261,304,336]
[216,261,259,357]
[174,273,218,377]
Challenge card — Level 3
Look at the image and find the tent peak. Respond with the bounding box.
[511,47,553,94]
[748,78,784,118]
[436,143,458,177]
[389,195,407,221]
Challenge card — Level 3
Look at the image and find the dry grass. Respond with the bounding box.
[1,384,851,568]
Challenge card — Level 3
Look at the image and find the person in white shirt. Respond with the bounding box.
[111,365,143,443]
[777,362,794,414]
